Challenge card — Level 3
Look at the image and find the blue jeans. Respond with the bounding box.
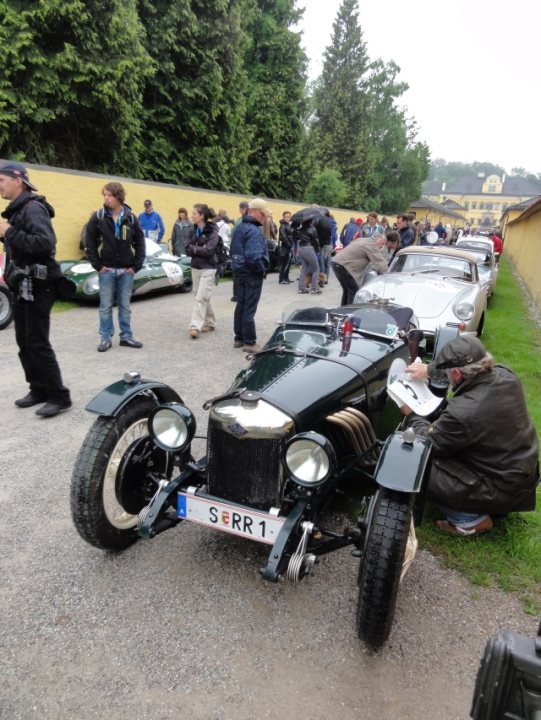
[98,269,135,341]
[439,505,488,528]
[319,244,332,278]
[234,274,264,345]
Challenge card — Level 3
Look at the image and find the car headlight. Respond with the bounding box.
[83,276,100,294]
[284,432,335,487]
[354,289,373,303]
[149,403,196,452]
[453,301,475,321]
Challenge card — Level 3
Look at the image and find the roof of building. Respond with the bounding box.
[409,197,465,220]
[442,198,466,210]
[503,195,540,213]
[507,196,541,226]
[423,175,540,197]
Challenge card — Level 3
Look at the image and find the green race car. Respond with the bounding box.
[60,239,192,301]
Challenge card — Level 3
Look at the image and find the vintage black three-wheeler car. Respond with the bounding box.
[71,299,455,649]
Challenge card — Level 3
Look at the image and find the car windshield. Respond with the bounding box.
[390,252,474,281]
[280,300,412,340]
[458,240,492,253]
[458,248,492,265]
[145,238,165,257]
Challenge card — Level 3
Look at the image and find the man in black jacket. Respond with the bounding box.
[278,211,293,284]
[0,162,71,417]
[85,182,145,352]
[403,336,539,535]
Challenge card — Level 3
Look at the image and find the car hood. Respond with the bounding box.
[229,328,407,429]
[362,274,467,318]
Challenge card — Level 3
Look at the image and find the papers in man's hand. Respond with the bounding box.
[387,359,443,416]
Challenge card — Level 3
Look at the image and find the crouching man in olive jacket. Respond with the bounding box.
[403,335,539,535]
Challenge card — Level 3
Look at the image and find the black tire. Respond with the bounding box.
[356,488,414,650]
[178,280,193,294]
[0,284,13,330]
[70,398,164,551]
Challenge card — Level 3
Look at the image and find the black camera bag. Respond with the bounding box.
[471,617,541,719]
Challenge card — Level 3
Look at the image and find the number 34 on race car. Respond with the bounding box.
[177,491,285,544]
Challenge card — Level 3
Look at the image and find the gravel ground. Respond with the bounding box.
[0,271,538,720]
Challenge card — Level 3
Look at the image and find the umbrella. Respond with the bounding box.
[290,206,327,224]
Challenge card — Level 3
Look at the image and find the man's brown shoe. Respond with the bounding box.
[201,326,216,333]
[242,343,261,353]
[189,329,200,339]
[435,516,493,536]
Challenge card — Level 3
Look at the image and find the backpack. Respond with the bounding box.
[214,236,229,281]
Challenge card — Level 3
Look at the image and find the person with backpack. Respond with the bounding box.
[185,203,220,339]
[85,182,146,352]
[0,161,72,417]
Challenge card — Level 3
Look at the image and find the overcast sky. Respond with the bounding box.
[296,0,540,175]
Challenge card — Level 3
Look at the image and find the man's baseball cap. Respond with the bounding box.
[248,198,272,217]
[355,217,364,224]
[0,161,38,191]
[434,335,487,369]
[239,201,249,210]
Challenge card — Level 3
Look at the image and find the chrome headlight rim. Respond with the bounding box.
[284,431,335,488]
[148,403,196,452]
[354,289,374,304]
[453,300,475,321]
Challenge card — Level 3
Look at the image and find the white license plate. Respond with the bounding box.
[177,492,284,545]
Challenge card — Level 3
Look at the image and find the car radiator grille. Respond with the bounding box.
[207,422,283,510]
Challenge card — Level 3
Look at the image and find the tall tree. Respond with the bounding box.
[0,0,152,175]
[243,0,308,200]
[137,0,251,192]
[362,60,429,212]
[309,0,372,207]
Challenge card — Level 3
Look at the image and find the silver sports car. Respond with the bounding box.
[355,246,487,338]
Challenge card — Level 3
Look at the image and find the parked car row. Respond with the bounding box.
[358,241,500,340]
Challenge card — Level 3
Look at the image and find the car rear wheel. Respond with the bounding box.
[70,398,168,551]
[356,488,414,650]
[0,285,13,330]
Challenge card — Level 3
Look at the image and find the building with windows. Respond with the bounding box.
[422,174,540,231]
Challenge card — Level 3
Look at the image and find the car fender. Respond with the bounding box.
[373,430,432,493]
[85,377,183,417]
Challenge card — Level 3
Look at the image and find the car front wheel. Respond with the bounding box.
[356,488,414,650]
[0,284,13,330]
[70,398,170,551]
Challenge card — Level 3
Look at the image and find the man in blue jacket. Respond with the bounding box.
[230,198,270,353]
[138,199,165,242]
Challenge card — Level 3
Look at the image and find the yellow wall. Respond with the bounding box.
[504,212,541,315]
[0,163,366,260]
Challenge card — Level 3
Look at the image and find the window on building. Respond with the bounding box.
[472,202,477,209]
[479,202,485,209]
[464,202,469,209]
[488,185,496,192]
[486,203,493,210]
